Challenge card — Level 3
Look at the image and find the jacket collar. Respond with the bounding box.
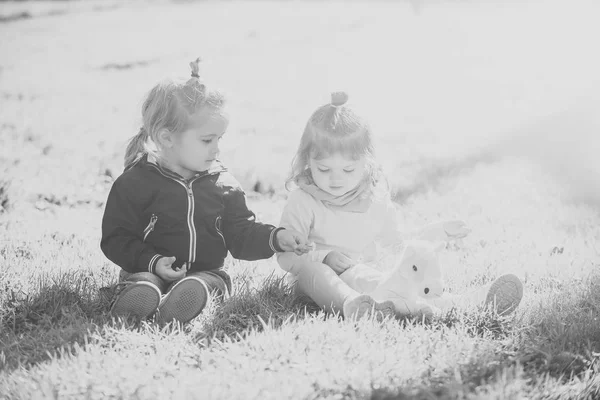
[131,153,227,182]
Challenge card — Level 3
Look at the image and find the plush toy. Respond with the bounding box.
[368,235,524,318]
[336,219,519,320]
[369,240,446,318]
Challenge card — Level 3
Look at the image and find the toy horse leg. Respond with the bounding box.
[392,297,434,319]
[427,293,462,311]
[427,286,489,312]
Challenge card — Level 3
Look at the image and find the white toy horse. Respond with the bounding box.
[362,239,523,318]
[369,240,445,318]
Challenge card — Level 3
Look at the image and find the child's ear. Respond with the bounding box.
[430,241,446,253]
[156,128,174,149]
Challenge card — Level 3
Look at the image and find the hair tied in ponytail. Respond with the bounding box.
[185,57,206,106]
[124,126,150,168]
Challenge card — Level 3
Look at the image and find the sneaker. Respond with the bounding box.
[343,294,396,322]
[156,276,208,325]
[110,281,162,319]
[485,274,523,315]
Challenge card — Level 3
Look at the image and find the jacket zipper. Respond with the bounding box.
[186,178,200,263]
[215,215,226,248]
[148,164,212,265]
[143,214,158,242]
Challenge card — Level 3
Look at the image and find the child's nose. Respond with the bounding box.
[330,171,344,182]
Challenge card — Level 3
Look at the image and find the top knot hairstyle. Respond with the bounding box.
[287,91,384,191]
[306,92,366,142]
[124,57,226,169]
[330,91,349,107]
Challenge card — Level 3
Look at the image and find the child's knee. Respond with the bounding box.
[186,270,231,298]
[120,271,167,293]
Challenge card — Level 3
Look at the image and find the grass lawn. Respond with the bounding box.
[1,0,600,398]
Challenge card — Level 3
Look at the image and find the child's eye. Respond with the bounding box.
[202,139,213,144]
[412,265,418,272]
[343,169,355,173]
[317,168,330,173]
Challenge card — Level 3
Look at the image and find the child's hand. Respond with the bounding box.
[154,256,186,282]
[323,251,355,274]
[443,220,471,240]
[275,229,312,255]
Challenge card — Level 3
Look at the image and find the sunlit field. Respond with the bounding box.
[1,0,599,398]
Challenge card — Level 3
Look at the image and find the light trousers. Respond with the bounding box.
[292,262,490,316]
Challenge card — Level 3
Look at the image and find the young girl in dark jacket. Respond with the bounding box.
[101,59,310,324]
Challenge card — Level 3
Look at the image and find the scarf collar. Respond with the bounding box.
[298,176,373,213]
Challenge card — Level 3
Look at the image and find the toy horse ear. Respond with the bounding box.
[431,241,446,253]
[403,244,415,258]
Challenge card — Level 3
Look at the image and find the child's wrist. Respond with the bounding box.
[269,227,286,252]
[148,254,163,274]
[154,269,165,280]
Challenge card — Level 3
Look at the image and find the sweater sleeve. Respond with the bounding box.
[220,173,276,261]
[376,198,404,249]
[276,190,330,274]
[100,177,163,274]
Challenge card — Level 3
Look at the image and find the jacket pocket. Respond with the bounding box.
[143,214,158,242]
[198,214,228,261]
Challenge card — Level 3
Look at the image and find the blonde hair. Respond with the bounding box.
[124,58,226,169]
[287,92,385,193]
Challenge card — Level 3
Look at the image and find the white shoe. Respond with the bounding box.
[485,274,523,315]
[343,294,396,321]
[156,277,209,325]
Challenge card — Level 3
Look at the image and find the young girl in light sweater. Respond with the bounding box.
[277,92,523,320]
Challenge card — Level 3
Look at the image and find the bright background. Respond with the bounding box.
[1,1,600,398]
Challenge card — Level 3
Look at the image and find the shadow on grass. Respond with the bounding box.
[200,272,321,344]
[0,270,139,372]
[0,268,320,373]
[361,272,600,399]
[2,266,599,399]
[513,271,600,380]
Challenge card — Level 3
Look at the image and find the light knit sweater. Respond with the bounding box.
[276,188,403,274]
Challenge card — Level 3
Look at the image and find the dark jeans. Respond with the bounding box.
[119,269,232,298]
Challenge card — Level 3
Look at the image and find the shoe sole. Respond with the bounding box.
[485,274,523,315]
[110,282,161,319]
[343,294,396,321]
[156,277,208,325]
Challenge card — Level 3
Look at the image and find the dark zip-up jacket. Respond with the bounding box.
[101,155,279,274]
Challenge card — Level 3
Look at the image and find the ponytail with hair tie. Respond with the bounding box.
[189,57,201,78]
[184,57,206,107]
[123,127,149,169]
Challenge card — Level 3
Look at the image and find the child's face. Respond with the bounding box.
[309,152,366,196]
[169,109,229,177]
